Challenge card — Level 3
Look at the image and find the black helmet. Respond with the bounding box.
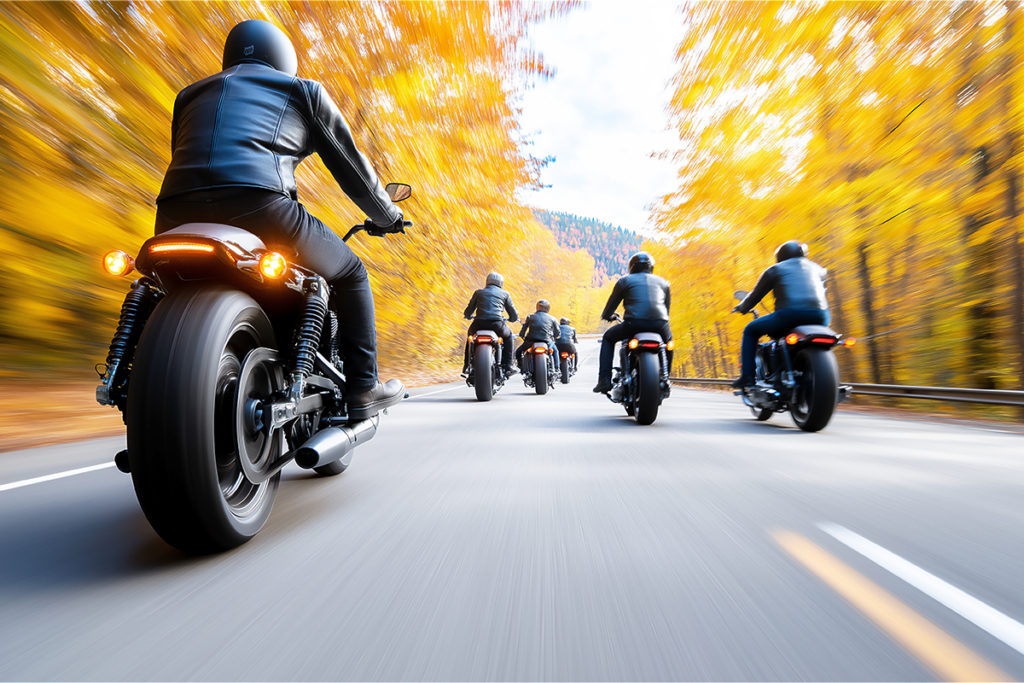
[536,300,551,313]
[628,251,655,274]
[485,271,504,288]
[223,20,298,76]
[560,317,570,325]
[775,240,808,262]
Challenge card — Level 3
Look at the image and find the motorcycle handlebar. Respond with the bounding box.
[342,219,413,242]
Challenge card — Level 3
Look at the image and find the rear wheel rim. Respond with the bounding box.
[214,325,276,519]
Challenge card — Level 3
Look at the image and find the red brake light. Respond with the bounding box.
[640,341,661,349]
[476,336,492,343]
[150,242,214,254]
[810,337,836,344]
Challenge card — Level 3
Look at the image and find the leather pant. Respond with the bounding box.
[155,188,378,393]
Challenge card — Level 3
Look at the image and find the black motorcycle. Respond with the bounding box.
[732,290,853,432]
[95,183,412,553]
[607,318,672,425]
[465,317,510,401]
[521,341,557,395]
[559,348,577,384]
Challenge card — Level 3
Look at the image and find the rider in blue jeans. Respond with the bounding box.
[731,241,830,388]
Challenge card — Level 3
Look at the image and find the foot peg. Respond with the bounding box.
[114,449,130,474]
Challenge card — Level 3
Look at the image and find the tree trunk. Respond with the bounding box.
[857,243,882,385]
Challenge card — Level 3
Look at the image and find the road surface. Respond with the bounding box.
[2,349,1023,680]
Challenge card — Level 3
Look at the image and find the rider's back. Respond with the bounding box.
[523,312,560,343]
[466,285,515,321]
[765,258,828,311]
[158,64,395,226]
[612,272,670,321]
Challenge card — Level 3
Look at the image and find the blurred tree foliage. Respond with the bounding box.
[534,210,642,284]
[0,0,603,378]
[652,1,1024,402]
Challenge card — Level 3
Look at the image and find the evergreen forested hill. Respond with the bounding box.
[533,211,642,283]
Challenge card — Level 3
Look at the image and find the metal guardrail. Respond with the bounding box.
[669,377,1024,407]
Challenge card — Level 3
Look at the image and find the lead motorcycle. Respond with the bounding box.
[606,315,673,425]
[732,290,854,432]
[95,183,412,553]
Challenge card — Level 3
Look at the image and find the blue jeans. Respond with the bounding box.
[740,308,830,378]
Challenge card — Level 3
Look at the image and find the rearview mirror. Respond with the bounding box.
[734,290,748,301]
[385,183,412,202]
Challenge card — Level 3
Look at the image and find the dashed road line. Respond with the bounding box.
[0,462,117,493]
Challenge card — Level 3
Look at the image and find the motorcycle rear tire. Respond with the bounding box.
[535,355,549,395]
[127,285,281,554]
[474,344,494,402]
[560,356,570,384]
[635,352,661,425]
[790,348,839,432]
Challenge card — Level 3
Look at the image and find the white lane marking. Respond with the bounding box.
[405,386,463,400]
[0,462,117,493]
[820,523,1024,656]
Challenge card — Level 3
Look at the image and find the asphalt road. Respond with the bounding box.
[2,348,1024,681]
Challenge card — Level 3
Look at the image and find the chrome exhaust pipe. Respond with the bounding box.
[293,415,379,470]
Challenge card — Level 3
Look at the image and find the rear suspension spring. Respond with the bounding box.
[99,278,162,410]
[290,287,328,379]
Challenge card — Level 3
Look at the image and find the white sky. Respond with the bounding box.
[518,0,684,233]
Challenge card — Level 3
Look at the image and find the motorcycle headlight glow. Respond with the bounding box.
[102,250,134,277]
[258,252,288,279]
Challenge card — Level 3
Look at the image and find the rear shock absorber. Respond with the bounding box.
[289,277,329,380]
[96,278,163,412]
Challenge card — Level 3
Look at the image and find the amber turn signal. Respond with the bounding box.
[843,338,857,347]
[666,340,675,351]
[785,333,799,345]
[628,339,639,349]
[103,250,134,277]
[258,252,288,279]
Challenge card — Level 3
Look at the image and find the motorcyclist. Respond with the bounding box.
[593,252,672,394]
[515,300,561,369]
[153,20,405,419]
[731,240,830,388]
[463,272,519,377]
[556,317,578,368]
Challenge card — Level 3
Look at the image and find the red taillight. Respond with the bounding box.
[534,347,547,354]
[639,341,661,349]
[475,336,492,343]
[150,242,214,254]
[810,337,836,344]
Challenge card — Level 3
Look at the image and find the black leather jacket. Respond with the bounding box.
[464,285,518,322]
[157,64,400,227]
[736,257,828,314]
[520,312,561,344]
[601,273,671,321]
[558,324,578,345]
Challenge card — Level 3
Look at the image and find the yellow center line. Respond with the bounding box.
[774,531,1010,682]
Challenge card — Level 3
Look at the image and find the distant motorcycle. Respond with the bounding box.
[559,349,577,384]
[466,317,510,401]
[95,183,412,553]
[606,314,672,425]
[521,341,557,395]
[732,290,854,432]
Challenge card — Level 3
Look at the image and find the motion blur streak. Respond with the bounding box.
[774,530,1009,682]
